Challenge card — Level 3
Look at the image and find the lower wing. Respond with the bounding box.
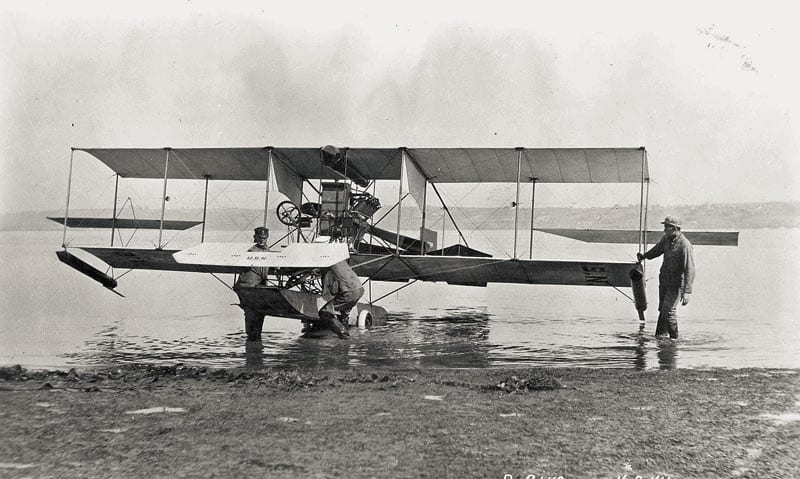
[350,254,634,287]
[71,247,635,288]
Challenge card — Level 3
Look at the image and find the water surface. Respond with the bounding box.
[1,229,797,370]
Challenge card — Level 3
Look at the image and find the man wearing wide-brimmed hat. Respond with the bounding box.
[637,216,696,339]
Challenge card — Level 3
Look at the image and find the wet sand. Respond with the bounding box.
[1,365,798,478]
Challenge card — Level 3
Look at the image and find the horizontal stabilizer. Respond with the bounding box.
[366,224,433,254]
[425,244,492,258]
[48,217,202,230]
[354,242,396,255]
[536,229,739,246]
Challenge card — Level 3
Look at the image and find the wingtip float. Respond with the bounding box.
[55,250,123,296]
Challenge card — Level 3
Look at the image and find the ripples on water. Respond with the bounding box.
[4,229,799,371]
[58,308,733,371]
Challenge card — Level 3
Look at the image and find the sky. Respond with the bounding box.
[1,0,798,215]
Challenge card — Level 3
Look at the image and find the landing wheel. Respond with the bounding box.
[276,201,300,226]
[357,310,372,329]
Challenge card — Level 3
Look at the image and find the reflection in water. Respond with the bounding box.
[260,309,493,369]
[62,309,698,371]
[64,309,496,369]
[657,339,678,369]
[6,229,799,371]
[634,328,647,370]
[629,322,678,370]
[244,340,264,369]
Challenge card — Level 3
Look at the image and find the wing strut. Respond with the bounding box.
[637,149,650,322]
[419,177,429,254]
[637,149,650,255]
[158,148,170,249]
[513,147,522,258]
[110,173,119,246]
[396,148,407,255]
[201,175,210,242]
[263,147,273,228]
[643,173,650,252]
[528,177,538,259]
[61,148,75,248]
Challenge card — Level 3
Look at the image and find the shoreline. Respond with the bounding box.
[1,365,798,478]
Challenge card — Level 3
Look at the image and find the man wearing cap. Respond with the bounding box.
[234,227,271,341]
[637,216,696,339]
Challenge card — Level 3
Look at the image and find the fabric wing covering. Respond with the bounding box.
[79,247,633,287]
[270,156,303,206]
[402,154,428,209]
[347,254,633,287]
[78,147,647,184]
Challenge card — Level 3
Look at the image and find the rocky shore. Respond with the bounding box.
[1,365,798,478]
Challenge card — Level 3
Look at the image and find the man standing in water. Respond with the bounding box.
[234,227,270,341]
[637,216,695,339]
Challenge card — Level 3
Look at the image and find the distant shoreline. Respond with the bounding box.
[2,201,798,231]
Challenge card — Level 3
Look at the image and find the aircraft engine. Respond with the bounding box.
[321,145,370,187]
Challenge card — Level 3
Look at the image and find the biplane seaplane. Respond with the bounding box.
[51,145,738,340]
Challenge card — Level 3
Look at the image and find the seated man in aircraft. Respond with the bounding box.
[250,226,270,251]
[318,259,364,339]
[234,226,271,341]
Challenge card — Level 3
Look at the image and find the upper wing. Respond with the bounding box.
[350,254,634,287]
[407,147,646,183]
[78,147,647,184]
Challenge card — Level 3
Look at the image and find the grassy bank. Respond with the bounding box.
[1,366,798,478]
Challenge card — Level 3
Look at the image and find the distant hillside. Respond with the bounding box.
[3,202,798,232]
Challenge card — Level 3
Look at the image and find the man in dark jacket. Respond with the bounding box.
[318,259,364,339]
[637,216,695,339]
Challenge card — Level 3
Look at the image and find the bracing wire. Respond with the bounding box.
[610,284,635,303]
[209,273,235,292]
[437,187,514,257]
